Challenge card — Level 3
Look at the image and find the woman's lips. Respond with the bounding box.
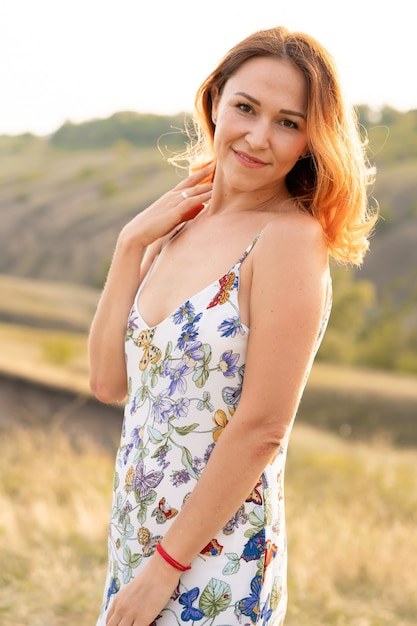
[233,149,268,168]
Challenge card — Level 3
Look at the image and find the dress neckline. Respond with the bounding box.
[133,234,261,330]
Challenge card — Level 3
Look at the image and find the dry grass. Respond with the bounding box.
[285,424,417,625]
[0,274,100,332]
[0,426,113,626]
[1,419,416,625]
[0,323,90,394]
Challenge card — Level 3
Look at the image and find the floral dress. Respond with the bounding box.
[96,234,331,626]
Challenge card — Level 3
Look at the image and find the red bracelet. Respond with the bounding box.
[156,542,191,572]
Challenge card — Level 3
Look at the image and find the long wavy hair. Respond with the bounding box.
[172,26,377,265]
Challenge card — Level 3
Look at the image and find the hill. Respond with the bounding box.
[0,109,416,295]
[0,109,416,374]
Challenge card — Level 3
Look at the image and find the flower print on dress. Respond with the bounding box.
[153,444,171,470]
[122,442,134,465]
[126,313,139,340]
[105,576,120,610]
[217,316,245,338]
[130,427,143,448]
[151,390,172,423]
[172,397,190,419]
[212,409,229,441]
[173,300,196,325]
[192,456,205,475]
[218,350,240,378]
[170,468,191,487]
[97,234,328,624]
[182,341,205,367]
[178,325,200,350]
[168,362,193,396]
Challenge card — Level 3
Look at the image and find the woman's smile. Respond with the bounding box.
[233,148,269,168]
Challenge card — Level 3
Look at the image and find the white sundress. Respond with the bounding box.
[96,233,331,625]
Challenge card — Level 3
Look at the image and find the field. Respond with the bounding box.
[1,409,416,626]
[1,325,416,626]
[1,273,417,625]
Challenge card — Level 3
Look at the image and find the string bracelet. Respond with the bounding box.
[156,542,191,572]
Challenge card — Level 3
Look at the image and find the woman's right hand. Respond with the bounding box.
[120,163,214,248]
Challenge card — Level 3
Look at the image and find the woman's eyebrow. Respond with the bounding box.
[234,91,261,105]
[234,92,306,119]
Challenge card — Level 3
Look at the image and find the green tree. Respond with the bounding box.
[318,264,376,364]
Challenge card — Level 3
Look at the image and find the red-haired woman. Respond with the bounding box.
[90,25,377,626]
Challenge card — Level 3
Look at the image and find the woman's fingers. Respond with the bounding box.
[178,182,212,204]
[176,162,215,191]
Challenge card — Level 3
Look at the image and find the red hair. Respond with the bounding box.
[174,26,378,265]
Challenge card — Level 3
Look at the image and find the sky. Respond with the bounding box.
[0,0,415,136]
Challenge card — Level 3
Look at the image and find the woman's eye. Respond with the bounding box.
[237,102,253,114]
[282,119,298,129]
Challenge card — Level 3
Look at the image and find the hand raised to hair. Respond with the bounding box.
[120,163,214,249]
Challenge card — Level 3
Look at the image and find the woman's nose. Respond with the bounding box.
[246,120,270,149]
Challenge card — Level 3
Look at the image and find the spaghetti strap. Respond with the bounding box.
[235,232,262,268]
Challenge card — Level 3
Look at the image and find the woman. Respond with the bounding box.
[89,26,376,626]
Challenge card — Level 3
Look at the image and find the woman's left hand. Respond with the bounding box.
[105,555,181,626]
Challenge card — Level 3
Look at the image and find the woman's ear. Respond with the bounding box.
[211,87,219,125]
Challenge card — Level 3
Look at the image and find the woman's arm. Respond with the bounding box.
[106,214,330,625]
[162,214,330,560]
[88,165,213,404]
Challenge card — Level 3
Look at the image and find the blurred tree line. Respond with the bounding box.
[48,107,417,165]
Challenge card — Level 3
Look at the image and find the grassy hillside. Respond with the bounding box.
[0,137,180,287]
[0,120,416,301]
[1,273,416,451]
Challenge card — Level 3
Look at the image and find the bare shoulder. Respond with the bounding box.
[262,211,327,248]
[253,212,329,274]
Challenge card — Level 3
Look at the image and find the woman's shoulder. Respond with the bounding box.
[258,210,328,258]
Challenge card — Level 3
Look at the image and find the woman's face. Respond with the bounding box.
[211,56,309,197]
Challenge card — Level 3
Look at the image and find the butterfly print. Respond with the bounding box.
[136,328,162,370]
[236,574,262,622]
[207,272,236,309]
[105,576,120,609]
[246,475,267,505]
[264,539,278,569]
[223,504,248,535]
[142,534,163,557]
[200,538,224,557]
[222,364,245,409]
[151,497,179,523]
[131,460,163,499]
